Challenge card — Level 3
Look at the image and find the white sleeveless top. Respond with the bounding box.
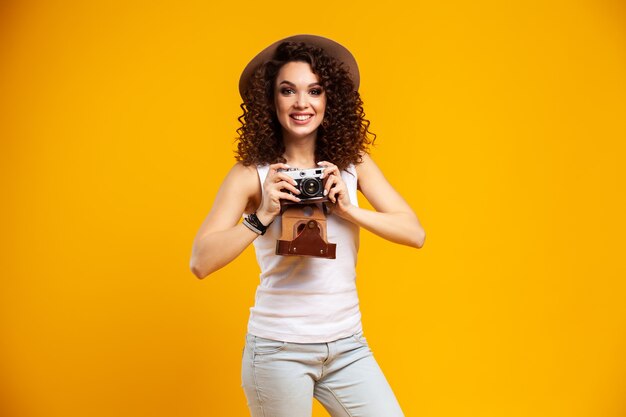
[247,164,362,343]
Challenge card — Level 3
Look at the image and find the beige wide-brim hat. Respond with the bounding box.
[238,34,360,99]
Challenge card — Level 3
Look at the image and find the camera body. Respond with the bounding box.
[278,167,326,202]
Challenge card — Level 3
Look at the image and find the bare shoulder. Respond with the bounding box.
[225,162,259,189]
[354,152,412,214]
[226,161,257,181]
[216,162,258,198]
[355,152,384,185]
[220,162,261,214]
[195,162,260,234]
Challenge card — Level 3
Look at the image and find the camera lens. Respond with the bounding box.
[301,178,322,197]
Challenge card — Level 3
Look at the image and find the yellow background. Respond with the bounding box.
[1,0,625,416]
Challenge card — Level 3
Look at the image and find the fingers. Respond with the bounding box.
[272,172,297,185]
[323,173,337,198]
[268,180,300,197]
[277,191,301,203]
[265,166,297,185]
[327,184,343,203]
[258,164,301,217]
[260,186,300,215]
[325,175,348,203]
[268,162,292,174]
[317,161,339,179]
[316,161,344,203]
[265,167,300,195]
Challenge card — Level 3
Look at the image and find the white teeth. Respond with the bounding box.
[292,114,312,121]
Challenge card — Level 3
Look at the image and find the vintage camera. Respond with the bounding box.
[278,167,327,202]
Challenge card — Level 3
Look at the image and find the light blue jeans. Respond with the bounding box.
[241,332,404,417]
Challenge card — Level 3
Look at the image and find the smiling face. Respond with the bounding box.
[273,61,326,142]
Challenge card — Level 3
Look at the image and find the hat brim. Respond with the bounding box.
[238,34,360,99]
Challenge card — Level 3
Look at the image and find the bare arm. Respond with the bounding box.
[190,162,301,279]
[323,154,425,248]
[189,163,260,279]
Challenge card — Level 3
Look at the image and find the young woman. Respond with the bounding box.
[190,34,425,417]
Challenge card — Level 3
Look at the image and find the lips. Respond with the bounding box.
[289,113,314,124]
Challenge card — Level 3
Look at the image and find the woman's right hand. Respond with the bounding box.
[256,163,301,225]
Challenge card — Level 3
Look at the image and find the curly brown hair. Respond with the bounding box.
[235,41,375,171]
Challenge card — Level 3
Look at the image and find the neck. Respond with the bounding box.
[282,132,317,168]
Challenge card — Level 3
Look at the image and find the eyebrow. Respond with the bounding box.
[278,80,322,87]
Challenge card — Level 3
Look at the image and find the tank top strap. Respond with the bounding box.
[256,165,270,186]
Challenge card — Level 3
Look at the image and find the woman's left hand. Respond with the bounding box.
[317,161,354,218]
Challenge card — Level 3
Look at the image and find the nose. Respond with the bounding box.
[294,91,309,109]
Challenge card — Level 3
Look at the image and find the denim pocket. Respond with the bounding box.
[253,336,287,355]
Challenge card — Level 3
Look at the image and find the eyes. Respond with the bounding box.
[279,87,324,96]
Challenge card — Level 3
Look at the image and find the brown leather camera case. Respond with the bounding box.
[276,205,336,259]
